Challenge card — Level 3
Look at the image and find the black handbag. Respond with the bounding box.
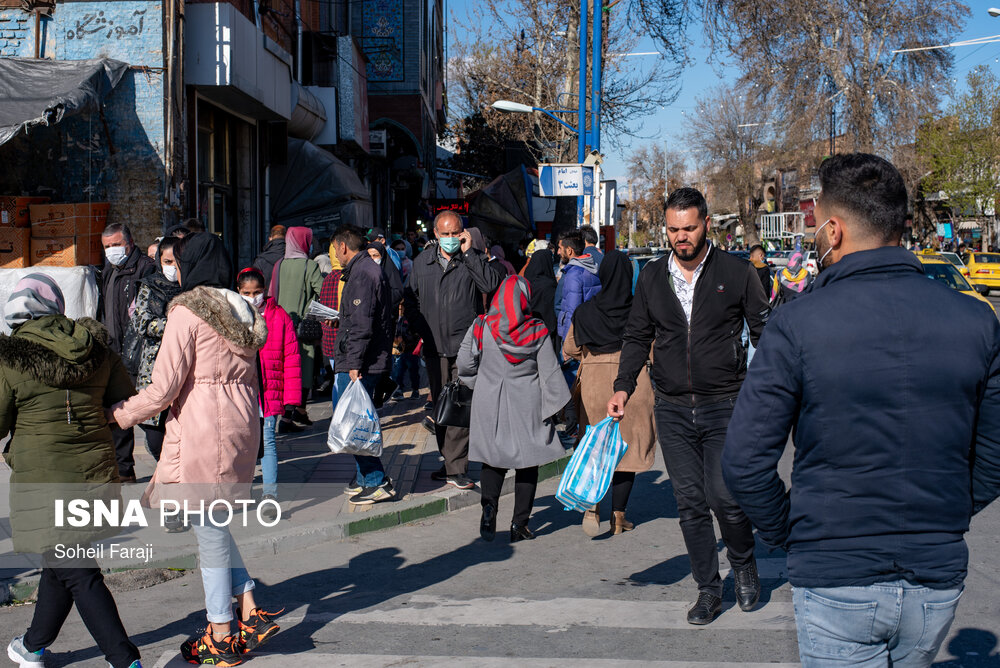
[296,317,323,344]
[435,380,473,428]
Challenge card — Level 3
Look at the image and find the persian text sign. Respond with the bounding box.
[539,164,594,197]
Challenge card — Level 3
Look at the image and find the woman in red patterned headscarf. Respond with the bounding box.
[457,276,570,543]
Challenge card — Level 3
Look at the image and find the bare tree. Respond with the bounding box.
[623,143,688,245]
[449,0,684,164]
[682,84,775,245]
[697,0,968,154]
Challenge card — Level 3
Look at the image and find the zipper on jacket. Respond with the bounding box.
[687,322,693,396]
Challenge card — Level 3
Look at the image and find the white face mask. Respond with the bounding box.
[105,246,128,266]
[162,265,178,282]
[243,294,265,310]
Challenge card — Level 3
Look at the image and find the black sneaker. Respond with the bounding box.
[423,401,434,412]
[687,592,722,625]
[446,473,475,490]
[430,466,448,481]
[277,419,304,434]
[344,479,363,495]
[349,480,396,505]
[180,630,243,666]
[291,410,313,426]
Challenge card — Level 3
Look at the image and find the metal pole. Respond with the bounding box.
[577,0,588,226]
[591,0,601,153]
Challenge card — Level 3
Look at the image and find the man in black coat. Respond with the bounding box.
[722,154,1000,663]
[406,211,504,490]
[609,187,770,625]
[331,224,394,505]
[100,222,155,482]
[252,225,287,289]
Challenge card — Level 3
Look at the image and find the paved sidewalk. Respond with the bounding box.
[0,391,573,601]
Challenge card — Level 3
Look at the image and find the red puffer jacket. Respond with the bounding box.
[259,299,302,416]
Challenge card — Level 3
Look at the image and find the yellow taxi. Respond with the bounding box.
[962,252,1000,295]
[917,248,969,277]
[917,254,997,315]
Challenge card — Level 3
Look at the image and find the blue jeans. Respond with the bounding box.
[261,415,278,498]
[192,516,255,624]
[333,371,386,487]
[792,581,963,667]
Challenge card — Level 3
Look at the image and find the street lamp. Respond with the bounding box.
[490,100,580,135]
[990,7,1000,16]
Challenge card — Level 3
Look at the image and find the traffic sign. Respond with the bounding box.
[538,164,595,197]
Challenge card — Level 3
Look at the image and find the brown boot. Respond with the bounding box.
[582,503,602,537]
[610,511,634,535]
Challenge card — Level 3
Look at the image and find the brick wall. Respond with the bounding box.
[0,1,166,247]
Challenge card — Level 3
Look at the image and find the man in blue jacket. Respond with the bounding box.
[556,229,601,339]
[722,153,1000,665]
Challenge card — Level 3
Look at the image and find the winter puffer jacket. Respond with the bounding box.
[557,254,602,339]
[111,287,267,507]
[0,316,135,553]
[259,298,302,417]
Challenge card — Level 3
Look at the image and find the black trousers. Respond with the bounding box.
[480,464,538,527]
[111,423,135,478]
[428,355,470,475]
[23,552,140,668]
[654,398,756,597]
[140,424,164,461]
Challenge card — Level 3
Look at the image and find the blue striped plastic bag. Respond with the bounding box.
[555,417,628,512]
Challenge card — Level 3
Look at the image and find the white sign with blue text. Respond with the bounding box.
[539,164,595,197]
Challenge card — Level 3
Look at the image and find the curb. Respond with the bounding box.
[0,453,573,605]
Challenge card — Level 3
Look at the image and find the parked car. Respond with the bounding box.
[962,252,1000,295]
[766,250,791,269]
[917,254,996,315]
[937,251,970,277]
[804,250,819,276]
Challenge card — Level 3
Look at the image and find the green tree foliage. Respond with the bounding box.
[918,66,1000,218]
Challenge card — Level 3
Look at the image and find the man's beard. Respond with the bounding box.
[673,235,707,262]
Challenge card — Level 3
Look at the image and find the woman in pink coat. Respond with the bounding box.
[237,267,301,518]
[110,233,281,666]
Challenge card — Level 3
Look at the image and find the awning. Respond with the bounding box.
[0,57,128,146]
[958,220,981,231]
[269,138,373,235]
[468,166,536,242]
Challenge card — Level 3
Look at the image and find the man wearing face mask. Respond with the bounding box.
[608,187,770,625]
[405,211,504,490]
[100,222,155,483]
[721,153,1000,664]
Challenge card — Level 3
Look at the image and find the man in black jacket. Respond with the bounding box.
[252,225,286,289]
[100,222,155,482]
[331,225,394,506]
[722,154,1000,664]
[406,211,504,489]
[609,187,770,625]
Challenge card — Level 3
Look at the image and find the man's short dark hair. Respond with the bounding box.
[101,223,133,244]
[184,218,206,233]
[666,187,708,220]
[332,225,365,252]
[559,230,585,256]
[818,153,907,243]
[749,244,765,255]
[581,225,598,246]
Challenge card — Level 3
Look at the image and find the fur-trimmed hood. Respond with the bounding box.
[0,315,111,388]
[170,286,267,352]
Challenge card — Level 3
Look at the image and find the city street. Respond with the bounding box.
[2,445,998,667]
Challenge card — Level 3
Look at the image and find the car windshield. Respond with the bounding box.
[939,252,964,267]
[923,262,973,291]
[975,254,1000,264]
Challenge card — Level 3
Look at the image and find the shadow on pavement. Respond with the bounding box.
[934,628,1000,667]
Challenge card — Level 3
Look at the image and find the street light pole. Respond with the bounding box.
[578,0,588,226]
[591,0,602,154]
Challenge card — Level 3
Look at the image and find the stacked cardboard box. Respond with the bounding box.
[0,196,49,268]
[29,203,110,267]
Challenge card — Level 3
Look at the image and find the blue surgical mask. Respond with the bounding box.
[439,237,462,254]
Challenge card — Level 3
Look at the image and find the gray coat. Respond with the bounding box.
[457,326,570,469]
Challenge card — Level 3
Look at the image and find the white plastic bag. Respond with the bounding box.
[327,380,383,456]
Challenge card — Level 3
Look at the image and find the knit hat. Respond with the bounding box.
[4,273,66,329]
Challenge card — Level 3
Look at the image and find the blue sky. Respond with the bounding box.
[446,0,1000,185]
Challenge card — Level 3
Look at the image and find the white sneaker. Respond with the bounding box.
[7,635,45,666]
